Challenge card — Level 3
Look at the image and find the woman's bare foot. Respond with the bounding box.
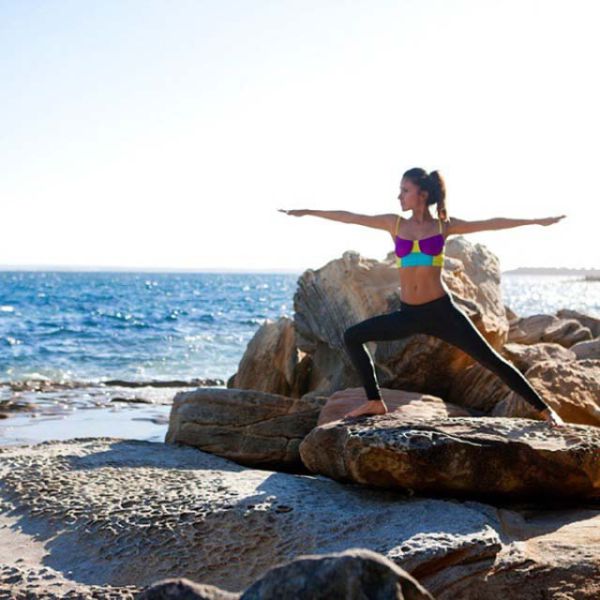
[343,399,388,419]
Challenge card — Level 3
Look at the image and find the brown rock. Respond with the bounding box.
[508,314,593,347]
[2,438,599,598]
[240,548,435,599]
[556,308,600,337]
[504,304,519,323]
[570,336,600,360]
[446,362,513,413]
[139,577,239,599]
[231,317,308,397]
[492,359,600,426]
[165,388,326,469]
[299,415,600,501]
[501,342,577,372]
[427,508,600,599]
[317,387,471,426]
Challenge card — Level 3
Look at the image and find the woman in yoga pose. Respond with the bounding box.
[279,167,566,428]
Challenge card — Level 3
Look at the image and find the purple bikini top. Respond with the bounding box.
[394,216,445,258]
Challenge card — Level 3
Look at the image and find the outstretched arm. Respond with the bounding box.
[278,209,396,232]
[447,215,566,235]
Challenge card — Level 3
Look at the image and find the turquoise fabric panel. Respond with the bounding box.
[400,252,435,267]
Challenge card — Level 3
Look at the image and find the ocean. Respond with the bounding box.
[1,270,598,445]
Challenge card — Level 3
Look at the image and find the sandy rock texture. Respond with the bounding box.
[446,361,513,413]
[230,317,309,398]
[238,548,435,599]
[1,438,599,599]
[556,308,600,338]
[570,337,600,360]
[501,341,577,372]
[299,415,600,501]
[508,314,593,347]
[316,387,471,426]
[492,359,600,425]
[165,388,327,470]
[139,548,435,599]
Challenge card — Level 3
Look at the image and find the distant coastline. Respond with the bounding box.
[503,267,600,276]
[1,265,599,277]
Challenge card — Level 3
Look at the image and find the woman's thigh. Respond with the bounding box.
[345,309,425,344]
[428,301,505,361]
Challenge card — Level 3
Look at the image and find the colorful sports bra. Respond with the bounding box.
[394,215,445,268]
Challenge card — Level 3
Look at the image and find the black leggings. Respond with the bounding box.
[342,293,548,412]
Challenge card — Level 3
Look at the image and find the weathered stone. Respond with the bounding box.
[231,317,308,398]
[504,304,519,323]
[557,308,600,337]
[139,577,239,599]
[501,342,577,372]
[165,388,326,469]
[1,439,599,599]
[446,362,512,413]
[299,416,600,501]
[508,314,593,347]
[317,387,471,426]
[492,359,600,426]
[570,336,600,360]
[240,548,434,599]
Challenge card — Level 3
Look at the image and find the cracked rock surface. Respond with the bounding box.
[1,437,599,599]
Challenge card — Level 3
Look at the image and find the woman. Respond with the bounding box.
[279,167,566,429]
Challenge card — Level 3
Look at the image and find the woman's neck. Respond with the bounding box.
[410,207,434,224]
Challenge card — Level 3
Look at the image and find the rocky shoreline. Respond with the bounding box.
[1,237,599,598]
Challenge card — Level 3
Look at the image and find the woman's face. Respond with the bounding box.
[398,177,427,211]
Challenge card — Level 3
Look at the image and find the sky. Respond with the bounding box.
[1,0,599,272]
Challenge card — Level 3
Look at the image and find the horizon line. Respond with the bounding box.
[0,264,598,274]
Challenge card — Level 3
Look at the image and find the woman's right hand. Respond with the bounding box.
[278,209,310,217]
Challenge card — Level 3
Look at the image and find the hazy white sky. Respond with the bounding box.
[1,0,598,272]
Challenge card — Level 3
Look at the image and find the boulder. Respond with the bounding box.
[230,317,309,397]
[504,304,519,323]
[299,415,600,501]
[492,359,600,426]
[570,336,600,360]
[446,362,512,413]
[500,342,576,372]
[443,236,508,342]
[508,314,593,347]
[556,308,600,337]
[165,388,326,469]
[316,387,471,426]
[139,578,239,599]
[240,548,434,599]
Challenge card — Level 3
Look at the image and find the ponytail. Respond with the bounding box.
[402,167,448,222]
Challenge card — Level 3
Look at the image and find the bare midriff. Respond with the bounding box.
[396,266,449,304]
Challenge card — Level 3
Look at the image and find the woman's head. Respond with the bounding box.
[398,167,447,221]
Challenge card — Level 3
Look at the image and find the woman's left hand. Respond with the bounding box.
[538,215,566,226]
[540,407,566,428]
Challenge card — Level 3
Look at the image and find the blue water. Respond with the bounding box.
[1,271,598,385]
[0,271,299,383]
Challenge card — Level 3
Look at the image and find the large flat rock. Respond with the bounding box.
[1,438,598,599]
[299,416,600,501]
